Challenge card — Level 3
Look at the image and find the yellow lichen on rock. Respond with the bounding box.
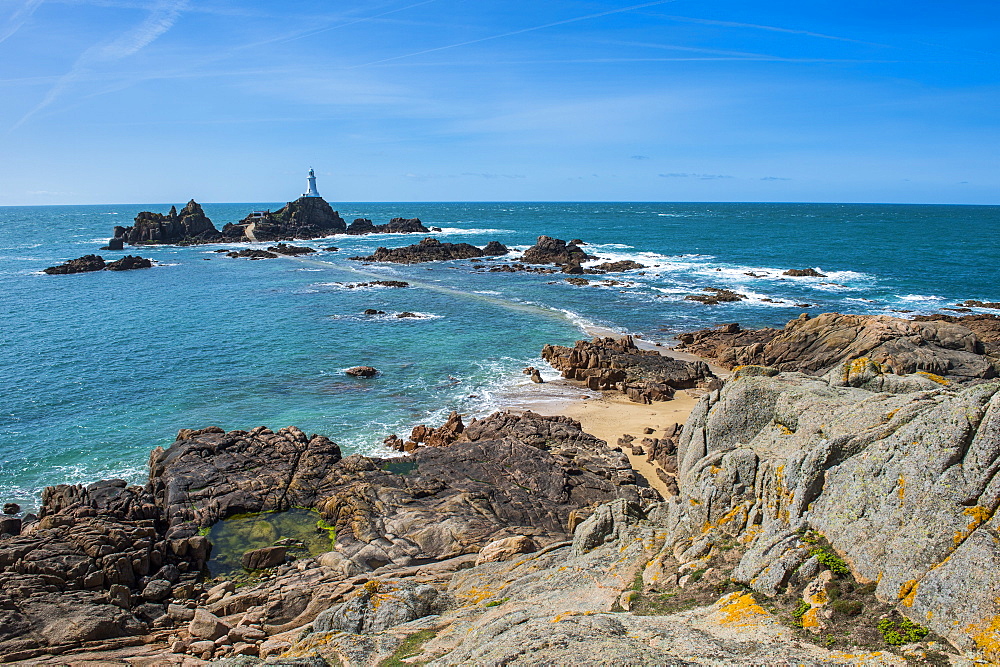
[916,371,950,385]
[711,592,770,627]
[954,506,994,546]
[898,579,918,608]
[964,615,1000,660]
[897,476,905,503]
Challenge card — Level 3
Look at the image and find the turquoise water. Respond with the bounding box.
[2,202,998,508]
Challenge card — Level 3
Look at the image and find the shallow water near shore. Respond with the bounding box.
[1,202,998,508]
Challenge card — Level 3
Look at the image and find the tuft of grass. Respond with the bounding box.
[380,629,438,667]
[876,617,929,645]
[810,547,850,576]
[832,599,863,616]
[485,597,510,608]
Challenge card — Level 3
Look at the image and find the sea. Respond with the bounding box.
[1,202,998,510]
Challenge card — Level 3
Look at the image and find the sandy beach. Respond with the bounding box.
[557,389,699,497]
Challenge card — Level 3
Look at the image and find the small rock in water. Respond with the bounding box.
[2,503,20,515]
[783,268,827,277]
[346,366,379,377]
[396,311,419,318]
[363,309,386,315]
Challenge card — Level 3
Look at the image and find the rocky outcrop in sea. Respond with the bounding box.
[350,237,509,263]
[43,255,153,274]
[114,200,228,245]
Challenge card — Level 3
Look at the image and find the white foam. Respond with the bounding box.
[897,294,945,303]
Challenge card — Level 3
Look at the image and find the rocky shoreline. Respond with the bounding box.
[3,310,1000,664]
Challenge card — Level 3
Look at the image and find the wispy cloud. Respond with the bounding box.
[761,176,791,181]
[659,172,733,180]
[631,155,650,160]
[11,0,187,130]
[0,0,45,45]
[350,0,680,68]
[648,13,889,48]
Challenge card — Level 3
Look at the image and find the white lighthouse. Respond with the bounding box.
[302,168,321,198]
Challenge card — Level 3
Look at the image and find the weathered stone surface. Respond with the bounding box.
[542,336,716,403]
[349,237,503,263]
[312,580,440,634]
[43,254,106,275]
[677,312,998,382]
[667,365,1000,660]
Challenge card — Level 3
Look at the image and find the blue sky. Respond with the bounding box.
[1,0,997,205]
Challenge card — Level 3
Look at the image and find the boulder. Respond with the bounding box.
[141,578,172,602]
[345,366,379,377]
[2,503,19,515]
[188,609,230,641]
[240,546,287,570]
[475,535,539,565]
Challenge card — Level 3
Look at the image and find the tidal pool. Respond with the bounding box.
[206,508,335,576]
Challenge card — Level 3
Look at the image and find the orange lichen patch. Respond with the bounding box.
[955,506,994,546]
[689,497,701,506]
[885,408,901,420]
[550,610,594,623]
[712,592,770,627]
[826,652,888,662]
[801,607,822,629]
[716,504,744,526]
[898,579,918,608]
[457,586,496,604]
[964,615,1000,659]
[709,465,722,475]
[916,371,950,385]
[897,476,905,503]
[776,422,794,436]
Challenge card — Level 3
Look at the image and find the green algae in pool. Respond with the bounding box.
[380,459,417,475]
[206,508,335,576]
